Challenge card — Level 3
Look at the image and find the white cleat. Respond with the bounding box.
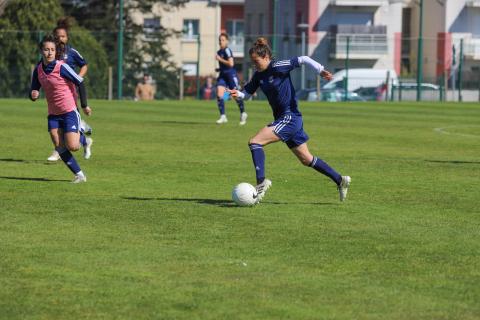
[216,114,228,124]
[254,179,272,204]
[47,150,60,162]
[81,120,92,136]
[84,137,93,159]
[338,176,351,202]
[72,173,87,184]
[239,112,248,125]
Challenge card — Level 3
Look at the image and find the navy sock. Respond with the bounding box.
[79,132,87,147]
[249,143,265,184]
[217,98,225,115]
[310,156,342,185]
[56,147,81,174]
[237,100,245,113]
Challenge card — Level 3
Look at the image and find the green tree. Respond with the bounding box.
[0,0,63,97]
[62,0,188,99]
[0,0,109,98]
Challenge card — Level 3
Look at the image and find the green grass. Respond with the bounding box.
[1,99,479,319]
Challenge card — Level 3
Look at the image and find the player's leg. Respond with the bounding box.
[216,78,227,124]
[290,142,350,201]
[248,126,279,201]
[76,110,92,159]
[56,111,86,183]
[230,75,247,125]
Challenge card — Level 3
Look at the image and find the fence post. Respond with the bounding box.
[399,80,402,102]
[385,70,390,101]
[344,36,350,101]
[458,38,464,102]
[108,67,113,100]
[316,74,321,101]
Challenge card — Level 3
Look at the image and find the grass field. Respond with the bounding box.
[1,98,479,319]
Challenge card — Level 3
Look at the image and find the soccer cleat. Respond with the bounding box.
[47,150,60,162]
[239,112,248,125]
[81,120,93,136]
[84,137,93,160]
[338,176,351,202]
[216,114,228,124]
[72,173,87,184]
[254,179,272,203]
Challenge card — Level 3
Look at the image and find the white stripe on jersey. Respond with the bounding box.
[273,60,291,67]
[70,48,84,60]
[62,64,84,83]
[226,48,233,58]
[274,115,291,133]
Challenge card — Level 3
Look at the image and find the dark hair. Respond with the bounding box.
[248,37,272,59]
[38,34,64,60]
[219,33,229,40]
[53,17,72,36]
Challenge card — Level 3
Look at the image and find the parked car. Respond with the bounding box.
[296,88,366,102]
[322,68,398,92]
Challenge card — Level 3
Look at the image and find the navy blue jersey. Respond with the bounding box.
[217,47,235,74]
[31,60,84,91]
[244,57,301,119]
[62,44,87,71]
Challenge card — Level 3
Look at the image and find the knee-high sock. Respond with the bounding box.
[217,98,225,115]
[236,99,245,113]
[56,147,81,174]
[310,156,342,185]
[79,132,87,147]
[249,143,265,185]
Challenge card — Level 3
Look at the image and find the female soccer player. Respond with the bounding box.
[47,18,92,161]
[229,38,351,203]
[215,33,248,125]
[30,34,92,183]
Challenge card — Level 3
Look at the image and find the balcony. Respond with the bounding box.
[464,37,480,60]
[330,25,388,59]
[229,35,244,58]
[329,0,387,6]
[466,0,480,7]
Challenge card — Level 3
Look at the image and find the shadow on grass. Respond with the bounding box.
[0,176,69,182]
[425,160,480,165]
[0,158,56,165]
[156,121,206,126]
[120,196,335,207]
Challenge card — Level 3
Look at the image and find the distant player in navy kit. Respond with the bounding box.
[229,38,351,203]
[215,33,248,125]
[47,18,93,162]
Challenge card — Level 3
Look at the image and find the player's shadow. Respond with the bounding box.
[425,160,480,165]
[120,196,335,207]
[120,196,236,207]
[0,176,69,182]
[0,158,55,165]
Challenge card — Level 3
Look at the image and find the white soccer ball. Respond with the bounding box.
[232,183,258,206]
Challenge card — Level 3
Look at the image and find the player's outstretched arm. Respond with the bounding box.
[227,89,251,101]
[298,56,332,80]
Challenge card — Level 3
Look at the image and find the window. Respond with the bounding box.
[226,20,244,38]
[143,18,160,40]
[183,19,199,40]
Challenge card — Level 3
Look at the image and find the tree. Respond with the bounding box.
[0,0,63,97]
[0,0,109,98]
[61,0,188,99]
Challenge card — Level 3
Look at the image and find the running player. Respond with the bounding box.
[47,18,93,161]
[215,33,248,125]
[30,34,92,183]
[229,38,351,203]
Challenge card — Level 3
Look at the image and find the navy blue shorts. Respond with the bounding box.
[217,73,240,90]
[268,114,309,149]
[47,110,81,133]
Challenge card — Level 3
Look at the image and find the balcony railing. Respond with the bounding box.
[330,0,387,6]
[466,0,480,7]
[330,33,388,59]
[464,37,480,60]
[229,35,244,58]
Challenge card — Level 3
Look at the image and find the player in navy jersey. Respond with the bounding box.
[215,33,248,125]
[46,18,93,162]
[229,38,351,203]
[30,34,92,183]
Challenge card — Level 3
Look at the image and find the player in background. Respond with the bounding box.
[229,37,351,203]
[30,34,92,183]
[47,17,93,162]
[215,33,248,125]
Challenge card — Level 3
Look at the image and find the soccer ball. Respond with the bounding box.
[232,183,257,206]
